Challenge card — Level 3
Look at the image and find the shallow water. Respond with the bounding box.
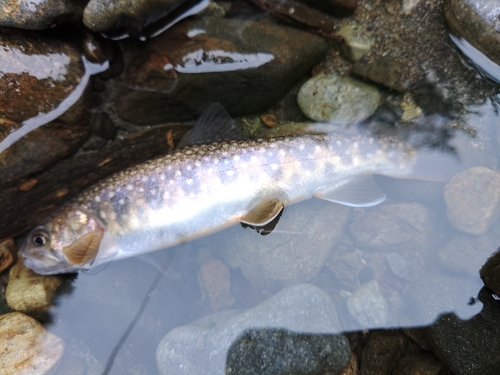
[3,0,500,373]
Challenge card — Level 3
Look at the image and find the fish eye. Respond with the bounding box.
[32,230,49,247]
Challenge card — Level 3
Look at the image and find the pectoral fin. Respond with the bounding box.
[241,198,285,227]
[315,174,386,207]
[62,231,103,265]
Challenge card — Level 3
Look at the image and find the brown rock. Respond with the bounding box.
[0,28,91,185]
[298,0,357,17]
[198,258,235,312]
[360,330,409,375]
[6,257,64,315]
[0,312,64,374]
[0,239,15,274]
[444,167,500,235]
[352,57,410,92]
[339,351,358,375]
[393,353,447,375]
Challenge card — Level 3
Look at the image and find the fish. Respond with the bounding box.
[20,104,416,275]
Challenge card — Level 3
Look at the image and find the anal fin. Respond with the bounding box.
[315,174,386,207]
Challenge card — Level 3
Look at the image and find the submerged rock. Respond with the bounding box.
[352,57,410,92]
[198,258,235,312]
[336,23,373,61]
[0,0,84,30]
[0,239,15,274]
[116,19,328,124]
[349,203,435,253]
[156,284,349,375]
[444,167,500,235]
[297,73,380,125]
[216,199,349,290]
[0,312,65,374]
[444,0,500,66]
[298,0,357,17]
[346,280,389,328]
[360,331,409,375]
[0,28,92,185]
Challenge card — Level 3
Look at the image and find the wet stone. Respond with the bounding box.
[216,199,349,290]
[0,312,65,374]
[392,353,447,375]
[352,57,410,92]
[360,331,409,375]
[439,234,498,278]
[198,258,235,312]
[0,28,91,185]
[346,280,389,329]
[0,0,84,30]
[117,19,328,124]
[349,203,435,253]
[156,284,349,375]
[226,328,350,375]
[297,73,380,125]
[444,0,500,66]
[339,351,358,375]
[0,239,15,274]
[444,167,500,235]
[422,288,500,375]
[83,0,205,37]
[6,257,64,315]
[336,23,373,61]
[480,246,500,296]
[298,0,357,17]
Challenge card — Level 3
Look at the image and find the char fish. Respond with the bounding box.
[20,104,415,274]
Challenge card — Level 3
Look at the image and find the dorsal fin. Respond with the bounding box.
[185,103,249,146]
[62,231,103,265]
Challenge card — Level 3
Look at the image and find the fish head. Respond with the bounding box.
[20,207,105,275]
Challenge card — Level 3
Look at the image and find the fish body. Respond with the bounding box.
[20,131,415,275]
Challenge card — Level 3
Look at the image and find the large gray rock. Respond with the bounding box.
[156,284,349,375]
[116,19,328,124]
[297,73,380,125]
[444,167,500,235]
[444,0,500,66]
[0,0,84,30]
[216,199,350,290]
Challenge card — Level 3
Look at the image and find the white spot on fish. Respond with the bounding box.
[139,188,144,192]
[186,179,193,185]
[160,174,166,180]
[213,159,219,165]
[233,155,240,162]
[175,170,182,177]
[163,192,170,199]
[186,165,192,171]
[259,148,265,153]
[298,144,305,151]
[109,191,115,198]
[95,196,101,202]
[250,156,258,163]
[314,145,321,152]
[226,170,234,177]
[100,211,107,219]
[353,142,359,148]
[119,199,125,205]
[127,184,133,191]
[336,140,342,147]
[279,149,286,156]
[271,164,279,171]
[224,160,230,165]
[195,161,202,168]
[142,176,148,182]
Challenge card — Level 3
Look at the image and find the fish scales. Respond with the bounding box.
[20,133,414,274]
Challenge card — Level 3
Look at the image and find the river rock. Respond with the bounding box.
[346,280,389,328]
[298,0,357,17]
[352,57,410,92]
[336,23,373,61]
[444,167,500,235]
[421,288,500,375]
[0,239,15,274]
[83,0,207,37]
[444,0,500,66]
[198,258,235,312]
[439,234,498,277]
[392,353,447,375]
[0,312,65,374]
[226,328,350,375]
[216,199,350,290]
[0,0,84,30]
[297,73,380,125]
[360,331,409,375]
[156,283,349,375]
[349,203,435,253]
[5,257,64,315]
[402,276,482,326]
[0,28,91,185]
[117,19,328,124]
